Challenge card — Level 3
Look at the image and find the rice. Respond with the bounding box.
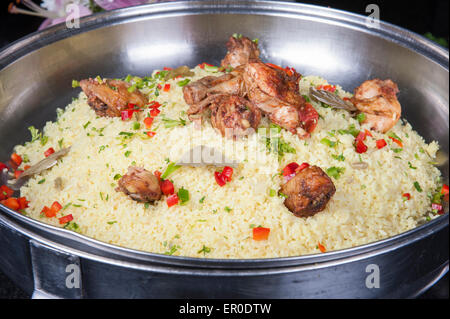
[14,68,442,258]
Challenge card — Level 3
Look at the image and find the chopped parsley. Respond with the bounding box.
[331,154,345,162]
[326,166,345,180]
[177,79,191,87]
[71,80,80,88]
[37,179,46,184]
[113,174,122,180]
[133,122,140,130]
[320,138,336,148]
[408,162,417,169]
[269,189,277,197]
[414,181,423,193]
[199,196,206,204]
[107,221,117,225]
[197,245,211,255]
[83,121,91,129]
[161,116,186,128]
[356,113,366,124]
[124,151,132,157]
[161,162,181,179]
[177,187,189,205]
[224,206,232,212]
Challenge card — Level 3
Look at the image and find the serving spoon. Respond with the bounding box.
[4,147,71,191]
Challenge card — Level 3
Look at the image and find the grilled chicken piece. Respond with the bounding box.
[116,166,161,202]
[188,94,261,138]
[351,79,401,133]
[281,166,336,218]
[243,60,319,139]
[183,70,246,106]
[80,78,148,117]
[221,36,260,68]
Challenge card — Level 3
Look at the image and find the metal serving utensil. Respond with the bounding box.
[176,145,239,168]
[309,87,358,112]
[6,147,71,190]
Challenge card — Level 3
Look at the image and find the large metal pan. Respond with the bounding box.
[0,1,448,298]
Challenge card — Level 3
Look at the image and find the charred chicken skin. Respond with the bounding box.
[187,94,261,138]
[351,79,401,133]
[116,166,162,202]
[281,166,336,217]
[243,61,319,139]
[80,78,148,117]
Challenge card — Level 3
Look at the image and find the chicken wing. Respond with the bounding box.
[221,35,260,68]
[80,78,148,117]
[280,165,336,218]
[351,79,401,133]
[116,166,162,202]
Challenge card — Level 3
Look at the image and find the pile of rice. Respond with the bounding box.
[14,67,442,258]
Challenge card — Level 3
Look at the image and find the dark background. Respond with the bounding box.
[0,0,448,299]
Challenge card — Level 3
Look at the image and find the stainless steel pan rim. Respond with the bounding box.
[0,0,448,271]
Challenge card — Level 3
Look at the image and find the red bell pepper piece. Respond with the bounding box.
[376,139,387,149]
[144,117,154,129]
[317,242,327,253]
[59,214,73,224]
[146,131,156,138]
[1,197,20,211]
[163,84,171,92]
[214,171,226,187]
[299,103,319,134]
[166,194,179,207]
[18,197,29,210]
[154,170,162,184]
[14,170,23,179]
[10,153,22,166]
[221,166,233,182]
[0,185,14,201]
[252,227,270,241]
[402,193,411,200]
[160,179,175,195]
[150,108,160,117]
[44,147,55,157]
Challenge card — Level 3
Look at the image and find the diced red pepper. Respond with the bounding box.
[402,193,411,200]
[317,242,327,253]
[282,162,300,176]
[51,201,62,213]
[150,108,160,117]
[144,117,154,129]
[389,136,403,148]
[41,206,55,218]
[146,131,156,138]
[284,66,297,77]
[163,67,172,71]
[18,197,29,210]
[214,171,226,187]
[14,170,23,179]
[44,147,55,157]
[154,170,162,183]
[221,166,233,182]
[0,185,14,200]
[10,153,22,166]
[432,203,443,211]
[163,84,171,92]
[441,184,449,196]
[157,84,162,90]
[299,103,319,134]
[121,109,135,121]
[24,165,31,170]
[355,131,368,153]
[166,194,179,207]
[148,101,161,109]
[376,139,387,149]
[127,103,136,109]
[343,97,351,101]
[0,162,7,171]
[253,227,270,241]
[1,197,20,211]
[160,179,175,195]
[316,84,336,93]
[59,214,73,224]
[364,129,373,138]
[355,140,368,154]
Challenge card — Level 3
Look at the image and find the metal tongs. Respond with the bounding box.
[309,87,357,112]
[4,147,71,191]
